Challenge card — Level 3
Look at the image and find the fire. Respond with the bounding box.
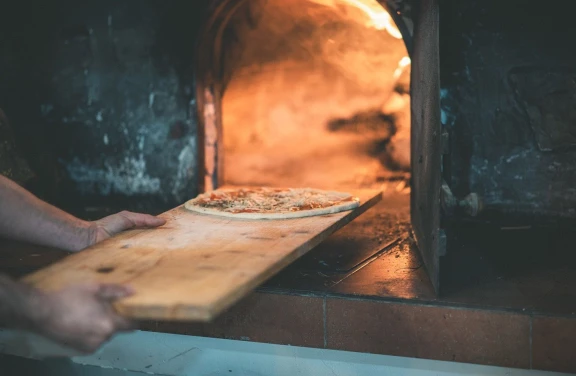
[308,0,411,90]
[394,56,411,80]
[308,0,402,39]
[222,0,412,188]
[344,0,402,38]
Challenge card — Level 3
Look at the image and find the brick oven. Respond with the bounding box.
[2,0,576,373]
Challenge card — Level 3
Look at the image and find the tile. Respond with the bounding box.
[148,292,324,348]
[138,320,204,337]
[289,196,411,274]
[264,197,415,295]
[532,316,576,373]
[137,321,157,331]
[203,292,324,347]
[326,298,530,369]
[328,238,436,301]
[261,268,336,294]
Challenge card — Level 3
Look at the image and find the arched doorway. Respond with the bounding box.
[196,0,413,192]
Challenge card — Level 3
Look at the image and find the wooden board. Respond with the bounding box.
[22,189,382,321]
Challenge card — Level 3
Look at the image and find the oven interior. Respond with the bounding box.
[217,0,411,190]
[196,0,425,287]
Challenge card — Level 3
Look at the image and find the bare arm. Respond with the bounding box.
[0,175,166,352]
[0,274,40,330]
[0,175,165,251]
[0,175,92,251]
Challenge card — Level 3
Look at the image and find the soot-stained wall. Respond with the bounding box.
[440,0,576,220]
[0,1,207,213]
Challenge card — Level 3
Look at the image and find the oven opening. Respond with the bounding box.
[200,0,411,192]
[195,0,417,288]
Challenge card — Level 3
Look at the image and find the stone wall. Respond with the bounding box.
[440,0,576,219]
[0,0,206,213]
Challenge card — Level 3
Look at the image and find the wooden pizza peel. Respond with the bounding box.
[21,189,382,322]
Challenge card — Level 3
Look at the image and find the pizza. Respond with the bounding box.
[183,187,360,219]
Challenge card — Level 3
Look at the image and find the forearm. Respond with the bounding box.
[0,274,43,331]
[0,175,91,251]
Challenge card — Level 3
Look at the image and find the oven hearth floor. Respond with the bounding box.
[263,192,576,317]
[2,190,576,372]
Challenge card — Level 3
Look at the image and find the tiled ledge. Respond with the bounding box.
[139,290,576,374]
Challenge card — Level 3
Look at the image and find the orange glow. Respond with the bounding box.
[308,0,402,38]
[394,56,411,80]
[221,0,411,189]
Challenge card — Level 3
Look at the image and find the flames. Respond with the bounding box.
[308,0,410,77]
[394,56,411,79]
[343,0,403,38]
[308,0,402,39]
[222,0,412,187]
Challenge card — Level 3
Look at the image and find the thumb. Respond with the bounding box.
[95,211,166,237]
[115,211,166,228]
[96,284,134,301]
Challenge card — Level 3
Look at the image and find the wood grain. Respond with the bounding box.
[22,189,381,321]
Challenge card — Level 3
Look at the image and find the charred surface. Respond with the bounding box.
[0,1,207,212]
[440,0,576,219]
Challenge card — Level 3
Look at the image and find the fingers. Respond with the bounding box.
[96,284,137,331]
[90,211,165,243]
[117,211,166,229]
[45,283,137,354]
[95,211,166,237]
[112,314,138,332]
[96,284,134,301]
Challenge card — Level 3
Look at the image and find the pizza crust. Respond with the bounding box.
[183,187,360,220]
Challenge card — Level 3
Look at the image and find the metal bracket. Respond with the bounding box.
[438,229,447,256]
[441,129,450,154]
[441,180,483,217]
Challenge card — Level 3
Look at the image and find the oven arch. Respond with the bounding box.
[194,0,414,192]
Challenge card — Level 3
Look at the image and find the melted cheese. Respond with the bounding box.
[192,188,355,214]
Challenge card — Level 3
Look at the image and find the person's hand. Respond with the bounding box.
[31,283,136,353]
[88,211,166,246]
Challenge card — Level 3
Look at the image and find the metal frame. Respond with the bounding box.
[409,0,443,293]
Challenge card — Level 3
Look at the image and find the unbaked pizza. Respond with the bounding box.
[184,187,360,219]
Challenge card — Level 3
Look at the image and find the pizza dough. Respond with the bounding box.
[184,187,360,219]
